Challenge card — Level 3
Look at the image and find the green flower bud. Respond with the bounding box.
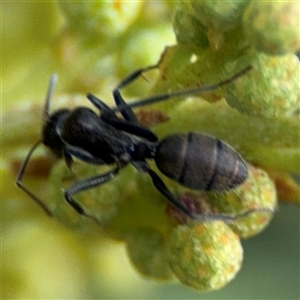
[268,171,300,205]
[58,1,143,39]
[116,24,175,83]
[224,52,300,118]
[125,228,173,280]
[3,103,42,150]
[172,3,209,49]
[243,2,300,55]
[168,221,243,291]
[208,165,277,238]
[191,0,250,32]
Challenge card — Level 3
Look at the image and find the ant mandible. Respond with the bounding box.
[16,64,269,222]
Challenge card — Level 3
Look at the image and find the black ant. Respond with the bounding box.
[16,64,271,222]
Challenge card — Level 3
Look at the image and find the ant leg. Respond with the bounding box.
[65,144,108,165]
[85,93,120,121]
[87,94,158,142]
[113,89,138,123]
[117,65,252,111]
[61,148,78,181]
[101,117,158,142]
[64,166,121,219]
[147,169,196,219]
[63,148,74,171]
[89,64,158,121]
[112,64,159,121]
[16,139,53,216]
[132,160,193,217]
[147,169,273,223]
[115,64,159,91]
[86,93,157,141]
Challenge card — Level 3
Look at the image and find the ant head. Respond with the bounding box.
[42,109,71,158]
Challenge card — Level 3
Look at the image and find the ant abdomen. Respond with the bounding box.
[155,133,248,191]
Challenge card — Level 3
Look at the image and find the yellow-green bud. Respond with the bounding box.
[224,52,300,118]
[58,1,143,39]
[172,3,209,49]
[125,228,173,280]
[243,2,300,55]
[168,221,243,291]
[208,165,277,238]
[191,0,250,32]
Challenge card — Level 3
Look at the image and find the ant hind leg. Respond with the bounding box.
[147,169,273,223]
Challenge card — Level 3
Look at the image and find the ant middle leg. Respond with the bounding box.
[64,166,120,220]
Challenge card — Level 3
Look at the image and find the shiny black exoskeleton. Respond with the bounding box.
[17,65,259,222]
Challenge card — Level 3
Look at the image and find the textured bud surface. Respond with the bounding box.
[209,165,277,238]
[224,53,300,118]
[168,221,243,291]
[125,228,173,280]
[243,2,300,55]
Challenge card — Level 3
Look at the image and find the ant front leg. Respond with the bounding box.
[64,166,121,220]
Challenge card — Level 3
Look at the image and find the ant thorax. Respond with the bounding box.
[127,137,158,163]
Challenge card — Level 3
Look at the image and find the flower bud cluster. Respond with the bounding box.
[3,1,298,296]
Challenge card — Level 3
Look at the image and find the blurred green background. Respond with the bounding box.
[2,2,299,299]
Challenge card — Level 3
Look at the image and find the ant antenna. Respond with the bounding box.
[16,74,59,216]
[16,139,51,216]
